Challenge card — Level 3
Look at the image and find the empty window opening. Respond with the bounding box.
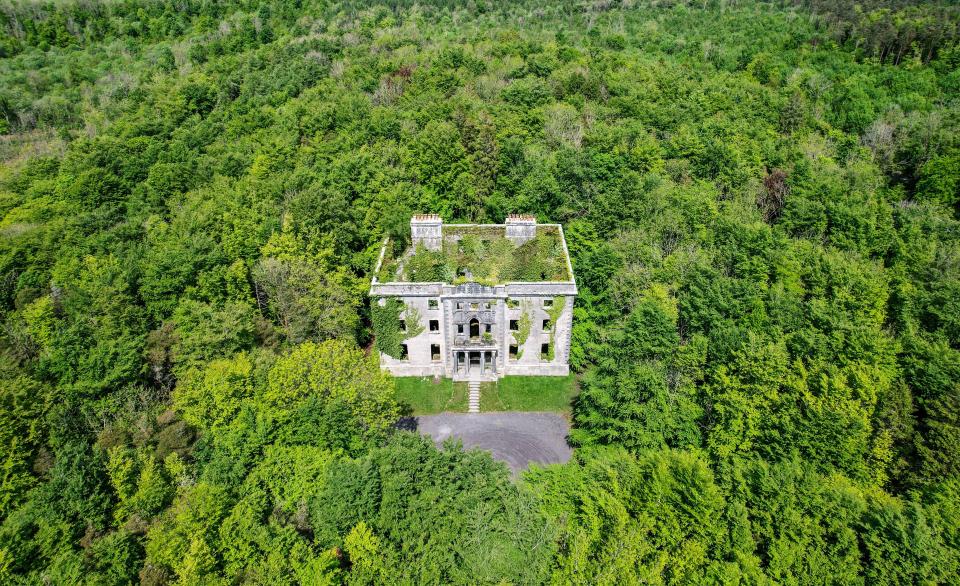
[470,302,479,310]
[429,319,439,332]
[485,324,491,333]
[469,318,480,338]
[400,344,409,360]
[399,319,406,332]
[507,299,519,309]
[457,324,464,334]
[543,299,554,308]
[431,344,441,361]
[510,320,519,331]
[542,319,551,331]
[509,345,519,359]
[540,343,549,359]
[429,299,439,310]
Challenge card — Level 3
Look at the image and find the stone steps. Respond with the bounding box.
[467,380,481,413]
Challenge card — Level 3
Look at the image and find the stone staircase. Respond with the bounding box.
[468,380,481,413]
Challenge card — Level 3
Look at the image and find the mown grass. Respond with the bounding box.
[393,376,468,415]
[479,382,504,411]
[481,375,579,413]
[396,375,578,414]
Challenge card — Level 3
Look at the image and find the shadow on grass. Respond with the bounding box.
[393,376,468,415]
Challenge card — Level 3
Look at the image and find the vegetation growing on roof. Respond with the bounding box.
[380,228,570,284]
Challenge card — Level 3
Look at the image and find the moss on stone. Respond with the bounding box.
[380,227,570,284]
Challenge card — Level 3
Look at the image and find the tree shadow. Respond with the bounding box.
[395,415,419,432]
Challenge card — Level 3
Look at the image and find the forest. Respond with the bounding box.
[0,0,959,583]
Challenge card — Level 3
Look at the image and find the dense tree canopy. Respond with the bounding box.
[1,0,959,583]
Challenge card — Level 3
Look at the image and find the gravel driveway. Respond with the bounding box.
[415,412,572,474]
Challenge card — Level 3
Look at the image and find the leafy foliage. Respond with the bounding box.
[385,228,570,284]
[371,298,422,359]
[513,303,532,357]
[0,0,959,582]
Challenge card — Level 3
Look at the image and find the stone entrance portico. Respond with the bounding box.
[453,349,498,380]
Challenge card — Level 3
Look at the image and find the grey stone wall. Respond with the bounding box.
[377,292,444,377]
[502,294,572,376]
[505,214,536,244]
[375,286,574,379]
[371,216,577,379]
[410,214,442,251]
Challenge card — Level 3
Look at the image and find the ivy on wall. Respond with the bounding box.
[405,305,425,339]
[513,303,532,359]
[545,296,565,361]
[372,298,423,358]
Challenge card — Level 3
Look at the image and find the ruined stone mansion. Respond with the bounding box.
[369,215,577,380]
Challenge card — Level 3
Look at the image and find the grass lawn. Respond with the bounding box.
[479,382,504,411]
[481,375,579,413]
[393,377,468,415]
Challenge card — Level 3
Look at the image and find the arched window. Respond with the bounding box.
[469,318,480,338]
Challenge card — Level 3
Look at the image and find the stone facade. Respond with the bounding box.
[369,216,577,380]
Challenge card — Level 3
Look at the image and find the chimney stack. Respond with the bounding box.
[410,214,442,251]
[505,214,536,244]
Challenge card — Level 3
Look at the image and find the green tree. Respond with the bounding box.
[916,154,960,211]
[253,223,362,344]
[264,340,399,440]
[171,299,256,373]
[173,353,254,431]
[526,447,728,584]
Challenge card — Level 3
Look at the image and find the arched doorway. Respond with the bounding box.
[469,318,480,338]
